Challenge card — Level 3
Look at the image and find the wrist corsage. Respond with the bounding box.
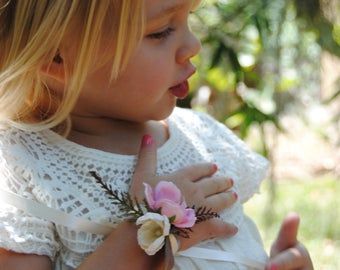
[90,172,219,267]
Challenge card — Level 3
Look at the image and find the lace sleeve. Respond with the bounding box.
[194,111,269,203]
[0,132,60,261]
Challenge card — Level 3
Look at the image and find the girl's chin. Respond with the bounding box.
[156,103,177,120]
[126,101,177,123]
[147,110,174,122]
[139,106,175,123]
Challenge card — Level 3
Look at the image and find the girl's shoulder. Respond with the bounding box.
[171,107,259,152]
[0,125,32,154]
[170,107,269,203]
[0,126,57,172]
[0,125,47,154]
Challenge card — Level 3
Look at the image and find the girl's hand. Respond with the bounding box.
[130,135,237,213]
[266,213,314,270]
[129,135,238,251]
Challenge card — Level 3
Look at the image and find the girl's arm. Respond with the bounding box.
[0,249,52,270]
[79,134,237,270]
[0,216,313,270]
[77,221,160,270]
[0,222,156,270]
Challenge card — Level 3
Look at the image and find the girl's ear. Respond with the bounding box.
[40,50,66,84]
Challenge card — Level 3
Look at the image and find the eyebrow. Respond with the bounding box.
[148,2,188,21]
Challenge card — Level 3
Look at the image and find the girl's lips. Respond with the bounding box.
[169,80,189,99]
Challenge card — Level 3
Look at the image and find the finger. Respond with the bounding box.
[129,135,157,200]
[271,213,300,256]
[179,219,238,251]
[204,191,238,213]
[266,245,309,270]
[168,163,217,182]
[198,176,233,197]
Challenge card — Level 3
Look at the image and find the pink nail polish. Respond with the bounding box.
[141,135,153,147]
[233,192,238,200]
[231,226,238,235]
[270,263,278,270]
[212,164,218,172]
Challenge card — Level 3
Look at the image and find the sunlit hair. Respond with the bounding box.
[0,0,145,135]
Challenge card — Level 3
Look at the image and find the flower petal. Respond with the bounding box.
[136,213,171,256]
[145,236,165,255]
[156,199,185,222]
[137,222,165,255]
[136,212,170,228]
[154,181,182,203]
[143,183,156,209]
[173,208,197,228]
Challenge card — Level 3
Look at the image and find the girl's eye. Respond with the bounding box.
[147,27,175,40]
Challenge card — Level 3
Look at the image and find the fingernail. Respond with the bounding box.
[231,226,238,235]
[233,192,238,200]
[229,178,234,186]
[141,134,153,147]
[267,263,278,270]
[212,164,218,172]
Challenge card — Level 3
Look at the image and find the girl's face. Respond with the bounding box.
[72,0,201,123]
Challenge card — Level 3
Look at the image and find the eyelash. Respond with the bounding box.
[147,27,175,40]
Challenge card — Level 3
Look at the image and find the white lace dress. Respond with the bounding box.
[0,108,269,269]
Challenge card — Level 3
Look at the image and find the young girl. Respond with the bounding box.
[0,1,313,270]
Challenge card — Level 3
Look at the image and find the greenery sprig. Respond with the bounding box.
[89,171,220,238]
[194,206,220,224]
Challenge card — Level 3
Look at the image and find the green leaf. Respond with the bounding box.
[169,216,176,223]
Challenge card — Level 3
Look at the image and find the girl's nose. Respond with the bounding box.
[176,30,201,64]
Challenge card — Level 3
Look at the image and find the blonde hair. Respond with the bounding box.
[0,0,145,135]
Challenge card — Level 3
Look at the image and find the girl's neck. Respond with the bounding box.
[67,115,169,155]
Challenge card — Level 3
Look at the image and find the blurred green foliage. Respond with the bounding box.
[244,175,340,269]
[184,2,340,268]
[181,0,340,157]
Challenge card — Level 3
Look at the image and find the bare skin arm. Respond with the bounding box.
[0,249,52,270]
